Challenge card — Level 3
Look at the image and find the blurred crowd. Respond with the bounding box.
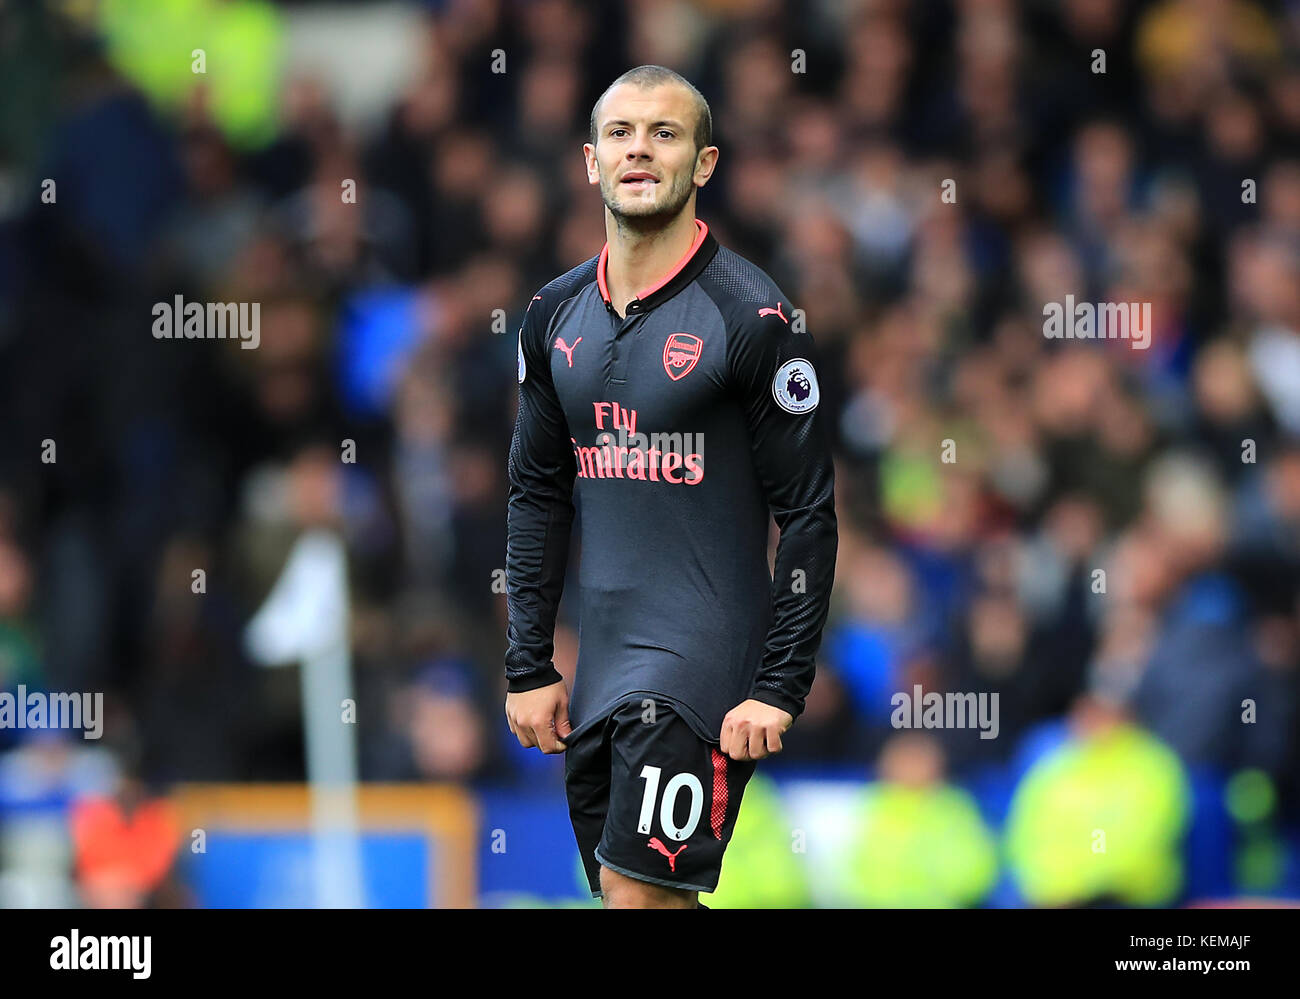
[1,0,1300,906]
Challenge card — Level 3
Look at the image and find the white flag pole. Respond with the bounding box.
[245,529,364,908]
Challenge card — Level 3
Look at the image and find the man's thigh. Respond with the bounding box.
[564,709,615,898]
[592,696,756,895]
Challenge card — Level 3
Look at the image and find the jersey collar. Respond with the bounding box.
[596,218,719,316]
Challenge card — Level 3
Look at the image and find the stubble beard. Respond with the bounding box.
[600,162,697,238]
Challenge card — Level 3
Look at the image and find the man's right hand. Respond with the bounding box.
[505,680,573,753]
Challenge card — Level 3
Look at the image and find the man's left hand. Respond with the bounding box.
[719,699,793,761]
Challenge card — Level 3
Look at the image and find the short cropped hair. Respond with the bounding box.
[589,65,712,154]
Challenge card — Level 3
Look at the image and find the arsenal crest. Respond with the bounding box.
[663,332,702,381]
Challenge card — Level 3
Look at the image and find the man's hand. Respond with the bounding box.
[719,699,793,761]
[505,680,572,754]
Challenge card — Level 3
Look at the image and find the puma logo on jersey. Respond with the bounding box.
[647,837,688,871]
[758,302,788,324]
[554,336,582,367]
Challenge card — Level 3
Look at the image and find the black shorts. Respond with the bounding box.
[564,695,756,897]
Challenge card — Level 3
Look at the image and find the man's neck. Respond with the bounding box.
[604,211,699,317]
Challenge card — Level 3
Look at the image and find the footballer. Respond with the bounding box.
[504,65,838,909]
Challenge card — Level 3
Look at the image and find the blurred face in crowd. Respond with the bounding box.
[877,732,945,788]
[584,82,717,229]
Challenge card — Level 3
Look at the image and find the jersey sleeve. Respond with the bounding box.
[726,302,838,721]
[504,291,577,692]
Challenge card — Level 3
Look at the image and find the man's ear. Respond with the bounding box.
[694,145,719,188]
[583,142,600,185]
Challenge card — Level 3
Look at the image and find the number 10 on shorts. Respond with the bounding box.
[638,765,704,840]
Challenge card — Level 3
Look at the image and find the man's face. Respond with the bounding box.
[585,83,717,226]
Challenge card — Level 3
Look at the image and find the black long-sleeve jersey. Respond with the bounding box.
[505,218,838,743]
